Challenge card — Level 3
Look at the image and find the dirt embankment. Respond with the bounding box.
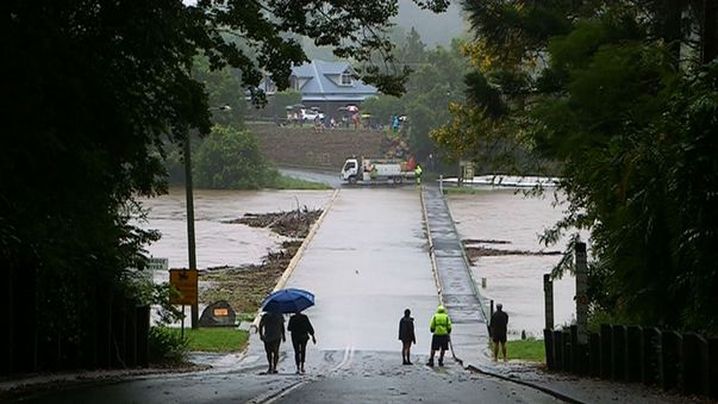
[250,123,387,170]
[462,239,561,265]
[200,208,322,314]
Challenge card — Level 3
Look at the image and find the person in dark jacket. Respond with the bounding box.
[398,308,416,365]
[490,303,509,362]
[287,311,316,374]
[259,311,285,374]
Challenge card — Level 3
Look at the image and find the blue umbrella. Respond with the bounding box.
[261,288,315,314]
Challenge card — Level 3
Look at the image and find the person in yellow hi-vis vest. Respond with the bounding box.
[414,164,423,185]
[426,305,452,367]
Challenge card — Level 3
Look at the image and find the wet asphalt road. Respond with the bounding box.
[15,188,560,403]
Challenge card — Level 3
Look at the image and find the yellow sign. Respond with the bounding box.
[169,269,198,305]
[213,308,229,317]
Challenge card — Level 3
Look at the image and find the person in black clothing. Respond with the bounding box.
[287,311,316,374]
[259,311,285,374]
[398,308,416,365]
[490,303,509,362]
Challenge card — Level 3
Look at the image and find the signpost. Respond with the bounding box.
[147,258,169,272]
[183,134,199,329]
[169,269,198,305]
[170,269,198,336]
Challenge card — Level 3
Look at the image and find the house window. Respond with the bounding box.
[340,72,353,86]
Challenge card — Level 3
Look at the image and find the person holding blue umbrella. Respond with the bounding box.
[259,310,285,374]
[260,288,316,374]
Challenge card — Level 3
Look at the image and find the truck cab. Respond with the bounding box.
[341,158,359,184]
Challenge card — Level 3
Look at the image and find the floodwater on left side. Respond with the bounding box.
[134,187,333,270]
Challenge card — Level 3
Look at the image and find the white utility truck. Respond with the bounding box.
[340,157,415,184]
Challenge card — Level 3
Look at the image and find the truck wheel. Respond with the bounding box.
[348,176,357,185]
[393,176,403,185]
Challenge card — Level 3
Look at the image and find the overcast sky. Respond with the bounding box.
[396,0,467,46]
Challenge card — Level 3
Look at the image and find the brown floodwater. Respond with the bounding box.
[135,187,334,269]
[448,188,586,338]
[137,185,581,338]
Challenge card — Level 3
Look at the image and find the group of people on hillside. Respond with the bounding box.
[259,303,509,374]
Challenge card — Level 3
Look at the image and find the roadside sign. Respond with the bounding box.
[169,269,198,305]
[148,258,169,271]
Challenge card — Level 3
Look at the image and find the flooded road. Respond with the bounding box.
[135,188,333,269]
[136,186,578,338]
[447,188,581,338]
[285,187,437,354]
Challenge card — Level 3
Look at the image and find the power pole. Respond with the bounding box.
[184,134,199,329]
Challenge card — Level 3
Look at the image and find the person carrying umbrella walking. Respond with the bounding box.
[259,310,285,374]
[260,288,316,374]
[426,305,452,367]
[288,311,316,374]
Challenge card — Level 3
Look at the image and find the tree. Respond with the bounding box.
[395,27,428,65]
[192,56,246,129]
[194,126,276,189]
[264,91,302,121]
[363,32,468,163]
[436,1,718,332]
[0,0,449,373]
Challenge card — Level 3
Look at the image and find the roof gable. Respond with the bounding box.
[290,60,378,96]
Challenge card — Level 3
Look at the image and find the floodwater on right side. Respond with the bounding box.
[446,187,584,339]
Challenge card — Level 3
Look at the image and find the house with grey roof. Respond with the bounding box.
[258,60,378,118]
[289,60,377,105]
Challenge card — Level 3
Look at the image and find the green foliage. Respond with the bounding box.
[148,327,189,364]
[439,2,718,332]
[506,338,545,363]
[395,27,427,65]
[362,95,406,124]
[265,91,303,119]
[194,126,276,190]
[182,328,249,353]
[193,56,246,129]
[363,32,468,162]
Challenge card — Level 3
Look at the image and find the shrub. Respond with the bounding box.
[148,326,189,364]
[194,126,276,189]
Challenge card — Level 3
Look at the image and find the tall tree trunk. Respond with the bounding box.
[659,0,686,66]
[702,0,718,63]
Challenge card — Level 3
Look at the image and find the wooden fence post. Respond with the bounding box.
[661,330,683,391]
[709,338,718,399]
[600,324,612,379]
[589,332,601,377]
[554,330,564,371]
[612,325,627,381]
[643,327,662,385]
[574,242,588,345]
[545,329,555,370]
[626,326,643,382]
[681,333,709,396]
